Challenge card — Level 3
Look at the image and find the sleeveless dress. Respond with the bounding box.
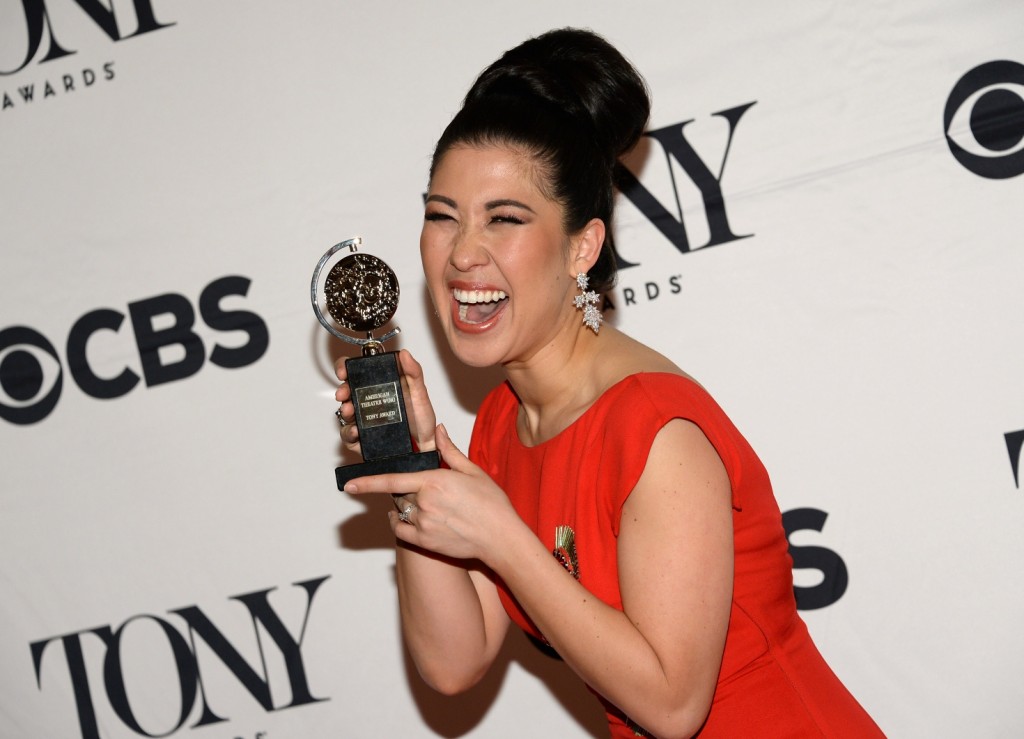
[468,373,884,738]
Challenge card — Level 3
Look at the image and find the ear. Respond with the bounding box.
[569,218,607,276]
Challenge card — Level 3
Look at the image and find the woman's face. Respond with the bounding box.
[420,144,581,368]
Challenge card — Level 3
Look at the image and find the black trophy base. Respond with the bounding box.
[336,449,440,489]
[337,350,440,489]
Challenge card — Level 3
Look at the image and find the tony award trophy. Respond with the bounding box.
[311,237,440,489]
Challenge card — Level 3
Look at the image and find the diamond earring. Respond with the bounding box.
[573,273,602,334]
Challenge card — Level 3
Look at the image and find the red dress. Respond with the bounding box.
[468,373,883,738]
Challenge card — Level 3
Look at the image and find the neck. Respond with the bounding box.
[503,321,612,443]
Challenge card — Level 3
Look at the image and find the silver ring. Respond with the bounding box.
[398,503,416,524]
[336,408,348,426]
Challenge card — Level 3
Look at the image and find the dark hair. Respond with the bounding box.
[429,28,650,293]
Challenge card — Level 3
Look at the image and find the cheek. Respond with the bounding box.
[504,234,570,286]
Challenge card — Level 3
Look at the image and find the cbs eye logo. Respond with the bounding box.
[944,60,1024,179]
[0,327,63,425]
[0,276,268,426]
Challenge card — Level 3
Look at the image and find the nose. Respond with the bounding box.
[449,230,489,272]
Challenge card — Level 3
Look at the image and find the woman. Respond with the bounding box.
[336,28,883,738]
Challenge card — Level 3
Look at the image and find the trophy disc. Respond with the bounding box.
[324,253,400,333]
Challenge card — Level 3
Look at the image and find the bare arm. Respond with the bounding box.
[348,420,733,737]
[393,544,510,694]
[337,353,510,692]
[489,419,733,738]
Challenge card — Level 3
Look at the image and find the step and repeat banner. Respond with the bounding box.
[2,2,1022,737]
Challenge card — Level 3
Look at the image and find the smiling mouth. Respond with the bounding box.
[452,288,508,325]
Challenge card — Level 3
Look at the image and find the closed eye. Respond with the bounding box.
[424,211,455,222]
[490,214,525,225]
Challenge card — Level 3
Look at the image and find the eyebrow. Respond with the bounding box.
[424,195,536,213]
[485,198,534,212]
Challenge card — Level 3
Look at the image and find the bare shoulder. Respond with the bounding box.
[596,328,698,388]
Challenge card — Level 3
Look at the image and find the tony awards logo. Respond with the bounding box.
[311,237,439,488]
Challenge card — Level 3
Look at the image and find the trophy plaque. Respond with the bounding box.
[311,237,440,489]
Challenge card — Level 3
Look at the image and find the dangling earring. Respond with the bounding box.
[573,273,602,334]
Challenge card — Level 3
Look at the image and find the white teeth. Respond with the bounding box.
[452,288,507,304]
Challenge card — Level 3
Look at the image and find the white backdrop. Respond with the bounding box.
[2,2,1023,737]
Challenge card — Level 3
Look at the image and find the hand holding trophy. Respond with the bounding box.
[311,237,440,489]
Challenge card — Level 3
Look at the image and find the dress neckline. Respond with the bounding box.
[509,371,695,451]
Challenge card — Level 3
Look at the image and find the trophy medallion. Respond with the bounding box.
[312,237,440,489]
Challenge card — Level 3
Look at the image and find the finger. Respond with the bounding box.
[341,421,360,447]
[335,400,357,428]
[387,510,423,546]
[334,356,349,382]
[397,349,424,382]
[398,350,432,405]
[435,424,475,473]
[335,382,351,403]
[344,470,429,495]
[386,510,408,535]
[394,499,419,525]
[392,493,418,511]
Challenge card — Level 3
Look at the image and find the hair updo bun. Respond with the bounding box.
[466,29,650,165]
[430,28,651,293]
